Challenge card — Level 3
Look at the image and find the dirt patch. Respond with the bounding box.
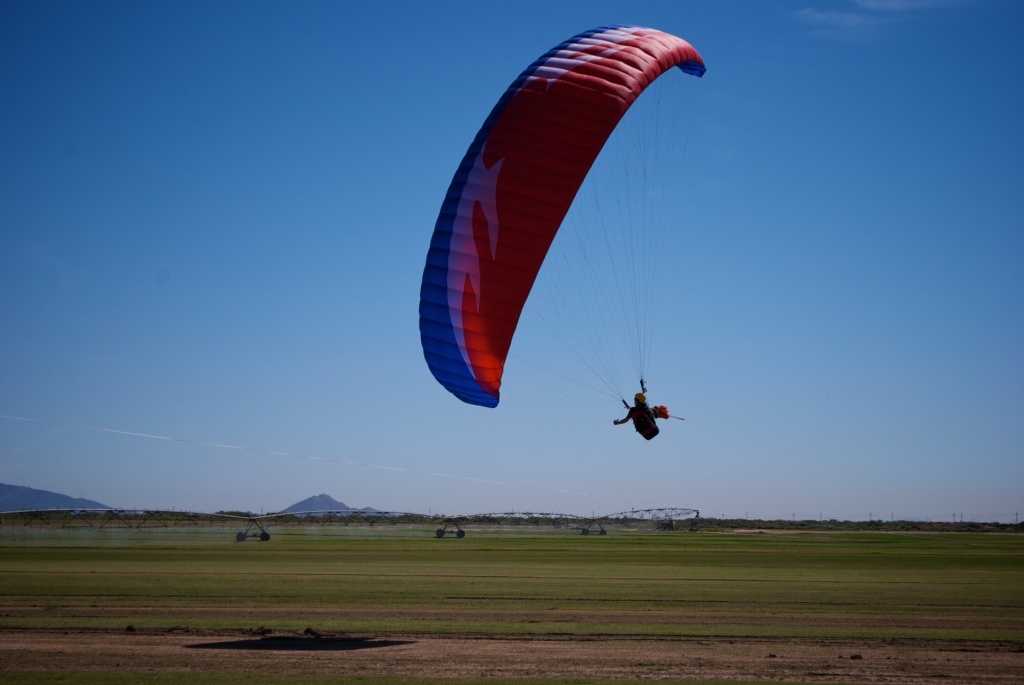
[2,629,1022,683]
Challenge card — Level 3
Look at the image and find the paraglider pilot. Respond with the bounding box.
[614,392,661,440]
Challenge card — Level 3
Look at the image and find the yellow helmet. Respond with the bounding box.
[634,392,646,403]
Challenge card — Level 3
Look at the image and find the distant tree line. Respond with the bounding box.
[696,517,1024,533]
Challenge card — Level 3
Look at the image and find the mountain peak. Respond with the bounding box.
[281,494,350,513]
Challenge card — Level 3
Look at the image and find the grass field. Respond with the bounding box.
[1,525,1022,683]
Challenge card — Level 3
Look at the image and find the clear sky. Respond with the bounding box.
[2,0,1022,521]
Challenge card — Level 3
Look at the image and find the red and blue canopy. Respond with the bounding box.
[419,25,705,407]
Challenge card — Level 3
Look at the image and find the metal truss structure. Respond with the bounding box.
[0,507,699,541]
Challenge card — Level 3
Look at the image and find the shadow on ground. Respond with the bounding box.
[187,636,414,652]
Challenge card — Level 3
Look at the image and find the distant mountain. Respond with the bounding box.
[0,483,110,512]
[280,494,376,513]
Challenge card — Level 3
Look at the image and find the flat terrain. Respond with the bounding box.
[1,526,1022,684]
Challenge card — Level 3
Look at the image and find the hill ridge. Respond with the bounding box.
[0,483,110,512]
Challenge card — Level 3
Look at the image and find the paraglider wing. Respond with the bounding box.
[419,25,705,407]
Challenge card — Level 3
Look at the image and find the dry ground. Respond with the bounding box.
[3,628,1022,683]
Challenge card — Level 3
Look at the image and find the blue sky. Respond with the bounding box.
[2,0,1021,521]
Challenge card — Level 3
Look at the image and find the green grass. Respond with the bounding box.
[2,527,1023,642]
[3,527,1022,683]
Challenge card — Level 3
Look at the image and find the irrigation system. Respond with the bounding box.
[0,507,700,540]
